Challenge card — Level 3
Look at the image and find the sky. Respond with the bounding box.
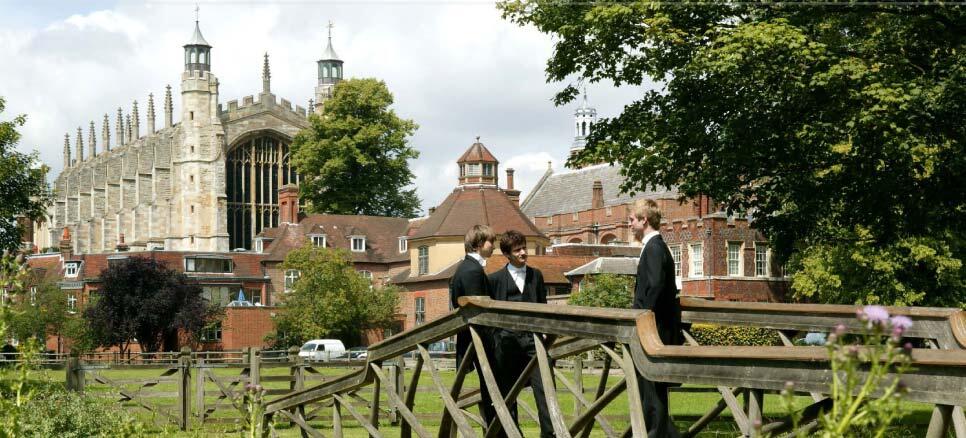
[0,0,648,213]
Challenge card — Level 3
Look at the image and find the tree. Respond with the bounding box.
[273,244,400,347]
[291,78,421,217]
[568,273,633,309]
[6,282,68,345]
[501,2,966,306]
[0,96,51,253]
[83,257,210,353]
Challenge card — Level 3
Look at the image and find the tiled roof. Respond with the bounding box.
[25,254,64,284]
[564,257,639,277]
[259,214,413,263]
[27,251,268,282]
[484,255,595,285]
[551,244,642,258]
[411,187,545,240]
[457,142,498,163]
[520,163,679,218]
[391,255,593,286]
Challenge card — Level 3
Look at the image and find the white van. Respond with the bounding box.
[298,339,347,362]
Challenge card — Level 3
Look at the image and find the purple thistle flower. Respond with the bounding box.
[862,305,890,325]
[834,324,847,337]
[890,315,913,331]
[903,342,914,355]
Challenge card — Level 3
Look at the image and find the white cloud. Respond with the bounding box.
[1,2,653,213]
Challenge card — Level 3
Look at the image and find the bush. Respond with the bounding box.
[17,389,141,437]
[688,324,781,347]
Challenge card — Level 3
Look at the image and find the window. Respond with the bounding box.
[311,235,327,248]
[669,245,682,277]
[459,165,465,177]
[482,163,494,176]
[415,297,426,325]
[107,256,128,268]
[29,287,37,306]
[466,163,481,176]
[755,243,770,277]
[1,289,8,306]
[605,206,612,217]
[64,262,80,278]
[254,238,264,253]
[185,257,233,273]
[200,322,222,342]
[547,216,553,225]
[202,286,232,307]
[572,212,579,222]
[689,243,704,277]
[398,237,407,253]
[351,236,366,252]
[727,242,743,276]
[359,270,373,282]
[418,246,429,275]
[67,292,77,314]
[284,270,301,293]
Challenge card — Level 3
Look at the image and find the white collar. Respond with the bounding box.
[467,252,486,267]
[641,230,661,253]
[507,263,527,274]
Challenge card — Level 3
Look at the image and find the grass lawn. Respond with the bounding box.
[21,364,933,437]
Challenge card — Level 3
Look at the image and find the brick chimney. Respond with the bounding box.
[591,180,604,209]
[504,168,521,206]
[279,184,300,224]
[116,233,129,252]
[59,227,72,257]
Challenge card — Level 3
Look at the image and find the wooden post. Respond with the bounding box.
[178,347,192,431]
[65,352,78,391]
[746,388,763,438]
[195,356,206,420]
[574,356,584,417]
[250,347,261,388]
[370,362,382,430]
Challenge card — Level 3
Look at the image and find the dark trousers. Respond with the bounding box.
[493,329,555,438]
[637,378,681,438]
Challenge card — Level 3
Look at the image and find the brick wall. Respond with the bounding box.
[220,307,276,349]
[396,280,450,332]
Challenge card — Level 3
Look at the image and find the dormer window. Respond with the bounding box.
[64,261,81,278]
[398,237,407,253]
[351,236,366,252]
[311,234,327,248]
[185,256,233,273]
[254,238,267,253]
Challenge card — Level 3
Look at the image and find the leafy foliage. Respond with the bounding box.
[5,282,69,344]
[16,388,144,438]
[568,274,633,308]
[688,324,780,347]
[500,2,966,307]
[83,257,210,353]
[0,96,51,253]
[291,78,421,217]
[273,245,400,347]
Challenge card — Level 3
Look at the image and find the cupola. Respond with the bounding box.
[457,137,499,187]
[183,10,212,72]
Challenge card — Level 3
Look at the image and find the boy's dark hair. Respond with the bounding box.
[499,230,527,254]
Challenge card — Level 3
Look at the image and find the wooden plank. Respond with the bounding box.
[533,333,572,438]
[370,364,382,430]
[437,341,476,438]
[484,354,537,438]
[556,370,617,436]
[333,398,343,438]
[277,409,325,438]
[417,345,477,438]
[578,354,613,438]
[333,394,382,438]
[567,378,625,438]
[617,345,647,437]
[370,363,431,438]
[400,353,423,438]
[469,326,523,438]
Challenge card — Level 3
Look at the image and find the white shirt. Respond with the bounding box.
[467,252,486,268]
[507,263,527,294]
[640,230,661,256]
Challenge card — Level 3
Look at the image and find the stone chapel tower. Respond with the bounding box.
[314,22,344,114]
[568,91,598,168]
[171,17,230,251]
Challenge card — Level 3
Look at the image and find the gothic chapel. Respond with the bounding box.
[46,19,344,253]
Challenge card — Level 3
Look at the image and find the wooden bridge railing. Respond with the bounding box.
[262,297,966,438]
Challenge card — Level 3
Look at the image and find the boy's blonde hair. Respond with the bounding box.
[464,225,496,253]
[633,199,662,229]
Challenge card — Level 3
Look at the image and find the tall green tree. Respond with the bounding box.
[0,96,51,252]
[273,245,400,347]
[6,281,68,345]
[83,257,210,353]
[291,78,421,217]
[501,2,966,306]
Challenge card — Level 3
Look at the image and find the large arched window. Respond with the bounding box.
[226,134,299,250]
